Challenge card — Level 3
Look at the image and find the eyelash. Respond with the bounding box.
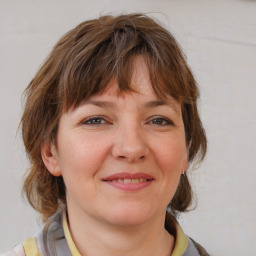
[148,117,174,126]
[82,116,109,125]
[82,116,174,126]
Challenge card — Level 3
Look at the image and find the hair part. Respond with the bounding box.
[21,13,207,222]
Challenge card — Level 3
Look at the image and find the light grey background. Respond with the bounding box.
[1,0,256,255]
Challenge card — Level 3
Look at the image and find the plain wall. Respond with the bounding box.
[1,0,256,255]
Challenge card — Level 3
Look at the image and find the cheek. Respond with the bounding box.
[57,136,103,205]
[155,139,186,201]
[57,133,111,187]
[153,136,187,174]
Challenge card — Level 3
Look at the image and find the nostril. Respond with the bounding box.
[127,155,145,163]
[112,140,149,162]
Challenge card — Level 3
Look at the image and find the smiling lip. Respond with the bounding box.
[102,173,154,191]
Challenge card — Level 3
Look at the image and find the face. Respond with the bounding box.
[42,56,188,227]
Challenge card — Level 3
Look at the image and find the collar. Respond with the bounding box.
[63,212,82,256]
[62,212,188,256]
[171,222,189,256]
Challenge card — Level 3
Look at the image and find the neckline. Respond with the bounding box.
[62,211,188,256]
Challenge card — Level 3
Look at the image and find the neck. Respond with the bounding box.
[67,209,175,256]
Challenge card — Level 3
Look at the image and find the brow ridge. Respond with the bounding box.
[85,99,180,114]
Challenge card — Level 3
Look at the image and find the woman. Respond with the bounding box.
[4,13,209,256]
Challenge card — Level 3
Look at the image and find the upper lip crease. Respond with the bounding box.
[102,173,154,181]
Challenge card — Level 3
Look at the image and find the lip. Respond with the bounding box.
[102,172,154,192]
[103,172,154,180]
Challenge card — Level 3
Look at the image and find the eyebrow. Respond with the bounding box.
[85,100,180,114]
[145,100,180,115]
[85,100,115,108]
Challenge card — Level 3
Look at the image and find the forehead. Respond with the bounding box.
[62,54,182,113]
[99,56,153,95]
[70,56,181,115]
[97,56,168,99]
[78,81,181,118]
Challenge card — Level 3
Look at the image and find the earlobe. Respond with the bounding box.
[41,142,62,177]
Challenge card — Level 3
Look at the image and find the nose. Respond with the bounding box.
[111,124,150,163]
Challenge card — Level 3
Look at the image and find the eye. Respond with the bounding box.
[82,116,109,125]
[149,117,174,126]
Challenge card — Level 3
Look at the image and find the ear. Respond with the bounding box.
[41,142,62,177]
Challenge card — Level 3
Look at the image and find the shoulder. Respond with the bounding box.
[181,237,210,256]
[0,243,26,256]
[1,211,64,256]
[1,236,40,256]
[188,238,210,256]
[165,213,210,256]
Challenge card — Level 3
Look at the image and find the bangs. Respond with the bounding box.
[57,16,198,112]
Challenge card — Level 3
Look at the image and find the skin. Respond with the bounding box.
[42,56,188,256]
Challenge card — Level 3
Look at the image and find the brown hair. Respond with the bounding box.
[21,13,207,222]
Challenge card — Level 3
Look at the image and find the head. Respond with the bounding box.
[21,13,207,222]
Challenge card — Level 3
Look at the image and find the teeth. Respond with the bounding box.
[112,178,147,183]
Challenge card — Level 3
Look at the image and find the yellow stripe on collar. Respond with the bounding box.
[22,237,42,256]
[63,211,82,256]
[171,223,189,256]
[62,211,188,256]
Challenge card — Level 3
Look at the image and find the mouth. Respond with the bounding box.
[107,178,149,183]
[102,173,154,191]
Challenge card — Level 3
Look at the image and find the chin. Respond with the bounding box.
[102,205,156,227]
[107,215,150,227]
